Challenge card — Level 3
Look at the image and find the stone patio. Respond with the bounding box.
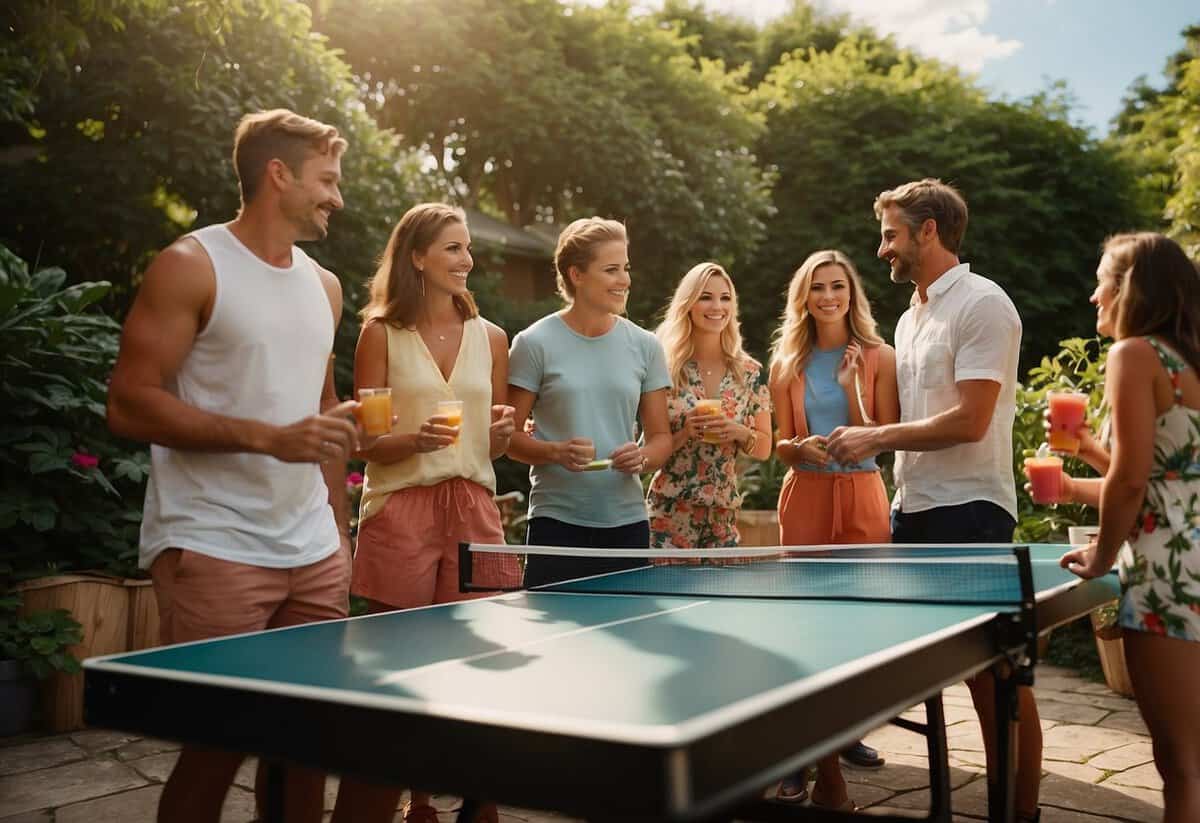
[0,665,1162,822]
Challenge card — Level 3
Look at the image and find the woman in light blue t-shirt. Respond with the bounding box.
[507,217,673,585]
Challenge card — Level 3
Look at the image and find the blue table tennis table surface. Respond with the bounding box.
[85,544,1118,748]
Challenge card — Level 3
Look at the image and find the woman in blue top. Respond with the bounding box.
[768,249,900,809]
[507,217,673,585]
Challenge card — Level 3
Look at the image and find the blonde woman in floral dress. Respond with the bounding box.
[1055,233,1200,823]
[646,262,772,551]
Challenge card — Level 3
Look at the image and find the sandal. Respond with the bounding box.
[775,768,812,803]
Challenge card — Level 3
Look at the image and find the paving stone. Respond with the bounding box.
[1038,806,1135,822]
[1033,698,1109,725]
[0,810,52,823]
[840,782,893,809]
[1098,710,1150,736]
[1073,680,1121,695]
[1038,772,1161,819]
[1035,689,1135,713]
[0,758,148,818]
[127,750,179,782]
[945,722,986,753]
[1105,761,1163,791]
[67,729,140,752]
[114,738,180,762]
[0,738,87,776]
[55,783,258,823]
[863,724,931,757]
[1041,724,1144,762]
[1087,741,1155,772]
[1042,760,1106,784]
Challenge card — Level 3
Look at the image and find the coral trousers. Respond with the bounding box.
[777,468,891,546]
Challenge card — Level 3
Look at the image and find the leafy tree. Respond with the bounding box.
[0,0,412,351]
[309,0,774,324]
[1112,24,1200,252]
[741,39,1147,366]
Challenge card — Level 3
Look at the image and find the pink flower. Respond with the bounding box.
[71,452,99,470]
[346,471,364,487]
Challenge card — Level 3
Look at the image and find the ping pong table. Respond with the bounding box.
[84,543,1119,822]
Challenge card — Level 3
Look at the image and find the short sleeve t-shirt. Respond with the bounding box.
[509,314,672,528]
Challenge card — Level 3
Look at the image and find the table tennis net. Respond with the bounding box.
[460,543,1033,606]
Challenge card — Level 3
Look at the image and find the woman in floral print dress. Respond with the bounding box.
[1054,233,1200,823]
[645,262,772,550]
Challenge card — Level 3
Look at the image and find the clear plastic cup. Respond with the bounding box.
[695,398,724,444]
[357,388,393,436]
[1025,455,1063,504]
[435,399,464,444]
[1047,391,1088,455]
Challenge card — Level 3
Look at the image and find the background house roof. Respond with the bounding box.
[464,209,557,260]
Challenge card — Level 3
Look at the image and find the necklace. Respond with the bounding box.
[438,334,447,342]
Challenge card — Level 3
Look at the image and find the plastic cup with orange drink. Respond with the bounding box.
[357,388,393,436]
[1047,391,1088,455]
[436,399,464,444]
[1025,452,1063,505]
[694,398,724,444]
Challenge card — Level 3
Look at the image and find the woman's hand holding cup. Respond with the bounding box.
[557,437,595,472]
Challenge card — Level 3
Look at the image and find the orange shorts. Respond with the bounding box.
[778,469,891,546]
[150,544,351,645]
[352,478,518,609]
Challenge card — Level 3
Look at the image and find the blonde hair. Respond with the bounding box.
[233,109,347,204]
[1103,232,1200,368]
[360,203,478,328]
[554,217,627,302]
[874,178,968,254]
[656,263,754,388]
[769,250,884,383]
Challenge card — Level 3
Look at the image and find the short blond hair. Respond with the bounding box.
[874,178,968,254]
[233,109,347,204]
[554,217,627,302]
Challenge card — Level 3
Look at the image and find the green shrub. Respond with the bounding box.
[1013,337,1109,542]
[0,244,148,580]
[0,593,83,679]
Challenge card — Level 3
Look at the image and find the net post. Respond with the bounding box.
[458,542,473,593]
[1012,544,1039,678]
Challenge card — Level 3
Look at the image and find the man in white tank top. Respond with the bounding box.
[107,109,367,823]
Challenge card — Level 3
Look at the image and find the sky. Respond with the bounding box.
[610,0,1198,137]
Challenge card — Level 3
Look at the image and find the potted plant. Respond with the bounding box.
[737,455,788,546]
[0,592,83,735]
[1089,599,1135,698]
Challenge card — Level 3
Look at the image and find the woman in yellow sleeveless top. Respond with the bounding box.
[338,203,514,823]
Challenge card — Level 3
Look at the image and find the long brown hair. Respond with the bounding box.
[769,250,884,384]
[1104,232,1200,369]
[361,203,479,328]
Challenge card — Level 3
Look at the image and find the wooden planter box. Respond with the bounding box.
[737,509,780,547]
[14,575,160,731]
[1090,608,1135,698]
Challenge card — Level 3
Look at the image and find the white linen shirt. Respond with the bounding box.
[892,263,1021,519]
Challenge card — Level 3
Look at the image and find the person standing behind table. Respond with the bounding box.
[646,262,772,552]
[106,109,365,823]
[1049,233,1200,823]
[506,218,673,585]
[824,179,1036,822]
[335,203,516,823]
[767,249,900,809]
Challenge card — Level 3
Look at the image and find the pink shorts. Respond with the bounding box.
[352,478,518,609]
[150,545,351,645]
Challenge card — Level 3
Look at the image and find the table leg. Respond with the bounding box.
[262,759,286,823]
[989,668,1019,823]
[457,798,482,822]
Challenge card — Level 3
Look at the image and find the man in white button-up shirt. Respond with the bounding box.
[826,179,1039,822]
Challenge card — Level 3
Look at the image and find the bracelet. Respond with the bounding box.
[739,428,758,455]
